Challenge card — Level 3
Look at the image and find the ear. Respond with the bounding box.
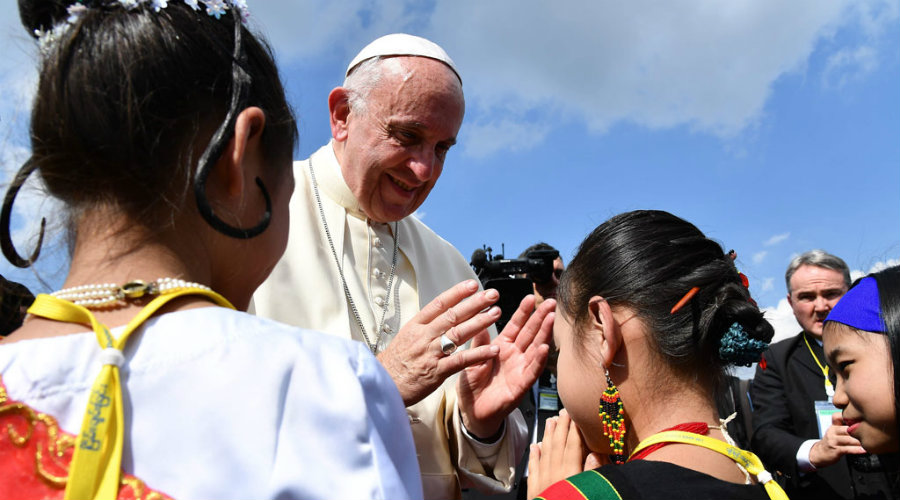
[588,296,621,369]
[786,292,793,308]
[220,106,267,200]
[328,87,352,143]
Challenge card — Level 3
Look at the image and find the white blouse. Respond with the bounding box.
[0,307,422,500]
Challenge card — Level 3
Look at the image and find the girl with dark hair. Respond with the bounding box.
[526,210,786,499]
[823,266,900,497]
[0,1,420,499]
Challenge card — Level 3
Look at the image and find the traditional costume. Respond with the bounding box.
[0,307,421,499]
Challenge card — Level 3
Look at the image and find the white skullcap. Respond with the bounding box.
[346,33,461,84]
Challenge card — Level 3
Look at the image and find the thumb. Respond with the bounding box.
[831,412,844,426]
[584,452,605,471]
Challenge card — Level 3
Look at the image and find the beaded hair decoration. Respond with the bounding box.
[719,322,768,366]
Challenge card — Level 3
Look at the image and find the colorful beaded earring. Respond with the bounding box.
[599,369,626,464]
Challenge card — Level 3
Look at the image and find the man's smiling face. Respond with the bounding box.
[333,56,464,223]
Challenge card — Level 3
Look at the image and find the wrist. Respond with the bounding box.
[798,439,819,472]
[468,419,506,444]
[460,408,504,441]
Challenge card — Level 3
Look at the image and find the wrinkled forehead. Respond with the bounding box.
[789,265,847,294]
[371,57,465,129]
[379,56,463,99]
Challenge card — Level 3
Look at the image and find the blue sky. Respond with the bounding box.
[0,0,898,343]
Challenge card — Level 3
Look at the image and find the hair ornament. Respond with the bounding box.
[203,0,228,18]
[34,0,251,49]
[719,322,768,366]
[670,286,700,314]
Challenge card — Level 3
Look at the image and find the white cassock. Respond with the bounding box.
[254,142,527,500]
[0,307,422,500]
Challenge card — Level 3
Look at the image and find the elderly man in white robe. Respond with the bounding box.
[253,34,556,499]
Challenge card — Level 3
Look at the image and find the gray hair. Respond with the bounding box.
[785,249,851,293]
[342,57,408,116]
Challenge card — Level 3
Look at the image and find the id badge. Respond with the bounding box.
[814,400,841,439]
[538,389,560,411]
[538,374,560,411]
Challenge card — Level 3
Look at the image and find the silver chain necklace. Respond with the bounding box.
[308,159,399,353]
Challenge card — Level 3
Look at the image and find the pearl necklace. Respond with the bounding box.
[50,278,211,309]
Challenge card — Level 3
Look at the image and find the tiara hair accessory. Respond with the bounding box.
[719,322,768,366]
[34,0,250,50]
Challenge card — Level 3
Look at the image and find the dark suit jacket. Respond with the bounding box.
[750,331,894,499]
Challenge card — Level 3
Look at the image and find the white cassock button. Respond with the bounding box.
[374,296,385,307]
[373,237,383,248]
[383,324,393,333]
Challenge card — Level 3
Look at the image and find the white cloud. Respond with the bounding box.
[422,0,897,157]
[461,119,551,159]
[412,210,426,221]
[0,13,39,151]
[5,0,896,163]
[761,277,775,292]
[247,1,422,66]
[752,251,768,265]
[764,232,790,246]
[850,258,900,281]
[867,258,900,273]
[762,298,800,344]
[822,45,878,89]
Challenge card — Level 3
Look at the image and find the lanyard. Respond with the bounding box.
[27,290,234,500]
[803,333,835,399]
[629,430,788,500]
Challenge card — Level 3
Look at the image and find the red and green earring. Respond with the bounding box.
[599,369,626,464]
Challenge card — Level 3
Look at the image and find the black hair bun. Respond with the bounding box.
[19,0,71,37]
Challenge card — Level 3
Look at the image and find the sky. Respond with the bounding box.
[0,0,898,346]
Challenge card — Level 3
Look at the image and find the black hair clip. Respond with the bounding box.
[193,7,270,239]
[0,159,46,268]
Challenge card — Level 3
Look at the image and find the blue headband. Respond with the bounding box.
[824,277,887,333]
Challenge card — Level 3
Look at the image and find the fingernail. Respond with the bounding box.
[485,289,499,300]
[466,280,478,291]
[490,345,500,354]
[489,306,501,316]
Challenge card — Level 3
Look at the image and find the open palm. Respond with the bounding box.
[457,295,556,439]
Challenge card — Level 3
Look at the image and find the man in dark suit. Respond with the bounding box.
[751,250,887,499]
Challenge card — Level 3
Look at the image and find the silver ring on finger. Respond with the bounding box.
[439,334,457,356]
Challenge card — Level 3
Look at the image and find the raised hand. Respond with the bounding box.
[377,279,505,407]
[456,294,555,439]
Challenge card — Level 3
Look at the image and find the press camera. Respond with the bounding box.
[470,245,559,331]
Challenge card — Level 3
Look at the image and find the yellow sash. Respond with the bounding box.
[27,289,234,500]
[629,430,788,500]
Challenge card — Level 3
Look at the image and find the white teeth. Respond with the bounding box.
[391,177,413,191]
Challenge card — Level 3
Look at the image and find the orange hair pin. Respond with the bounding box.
[670,286,700,314]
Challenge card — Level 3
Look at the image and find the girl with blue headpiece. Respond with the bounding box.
[823,265,900,497]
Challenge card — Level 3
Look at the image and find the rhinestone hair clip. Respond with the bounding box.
[34,0,250,52]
